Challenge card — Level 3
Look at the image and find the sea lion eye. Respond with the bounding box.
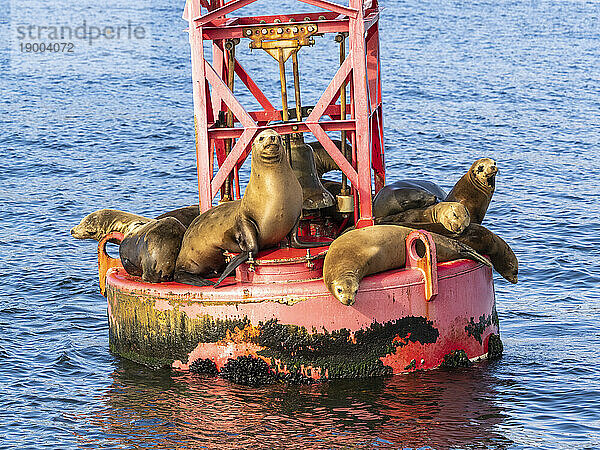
[477,165,484,173]
[259,136,264,142]
[336,287,343,293]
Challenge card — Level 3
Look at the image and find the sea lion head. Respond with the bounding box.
[330,274,359,306]
[505,266,518,284]
[71,210,104,239]
[433,202,470,234]
[498,247,519,284]
[71,209,147,241]
[252,129,285,164]
[470,158,497,191]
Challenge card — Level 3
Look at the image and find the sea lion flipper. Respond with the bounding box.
[214,252,250,288]
[214,217,259,287]
[458,245,492,267]
[173,271,215,287]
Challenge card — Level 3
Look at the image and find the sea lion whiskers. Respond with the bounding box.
[260,145,283,163]
[330,274,360,306]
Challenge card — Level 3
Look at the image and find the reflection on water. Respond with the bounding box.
[76,360,513,449]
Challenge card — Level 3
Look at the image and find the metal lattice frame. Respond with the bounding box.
[183,0,385,228]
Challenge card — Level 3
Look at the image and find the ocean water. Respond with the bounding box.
[1,0,599,448]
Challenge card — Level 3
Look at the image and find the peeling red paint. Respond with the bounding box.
[154,299,174,312]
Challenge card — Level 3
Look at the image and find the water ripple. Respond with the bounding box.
[1,0,599,448]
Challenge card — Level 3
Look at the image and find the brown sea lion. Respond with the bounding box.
[376,220,518,284]
[119,217,186,283]
[290,134,335,210]
[70,209,151,241]
[321,179,343,197]
[306,139,343,177]
[445,158,497,224]
[323,225,491,306]
[175,129,303,286]
[372,180,447,219]
[156,205,200,228]
[174,200,240,284]
[375,202,471,234]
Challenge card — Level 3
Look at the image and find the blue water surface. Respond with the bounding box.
[1,0,599,448]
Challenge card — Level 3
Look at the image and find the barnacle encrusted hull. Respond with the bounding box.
[106,257,499,379]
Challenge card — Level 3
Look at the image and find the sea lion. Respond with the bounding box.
[448,223,517,284]
[175,129,303,286]
[323,225,491,306]
[70,209,151,241]
[376,202,471,234]
[322,179,343,197]
[156,205,200,228]
[445,158,497,224]
[119,217,186,283]
[372,180,447,219]
[290,134,335,210]
[174,200,240,284]
[376,220,518,284]
[307,139,343,177]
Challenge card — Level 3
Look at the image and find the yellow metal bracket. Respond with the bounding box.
[97,231,124,297]
[405,230,439,302]
[243,23,318,62]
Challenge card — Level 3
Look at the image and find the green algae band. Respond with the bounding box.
[107,285,441,377]
[105,253,499,379]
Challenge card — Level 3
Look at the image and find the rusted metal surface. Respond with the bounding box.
[105,252,498,378]
[245,23,317,58]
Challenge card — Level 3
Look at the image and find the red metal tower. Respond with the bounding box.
[183,0,385,228]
